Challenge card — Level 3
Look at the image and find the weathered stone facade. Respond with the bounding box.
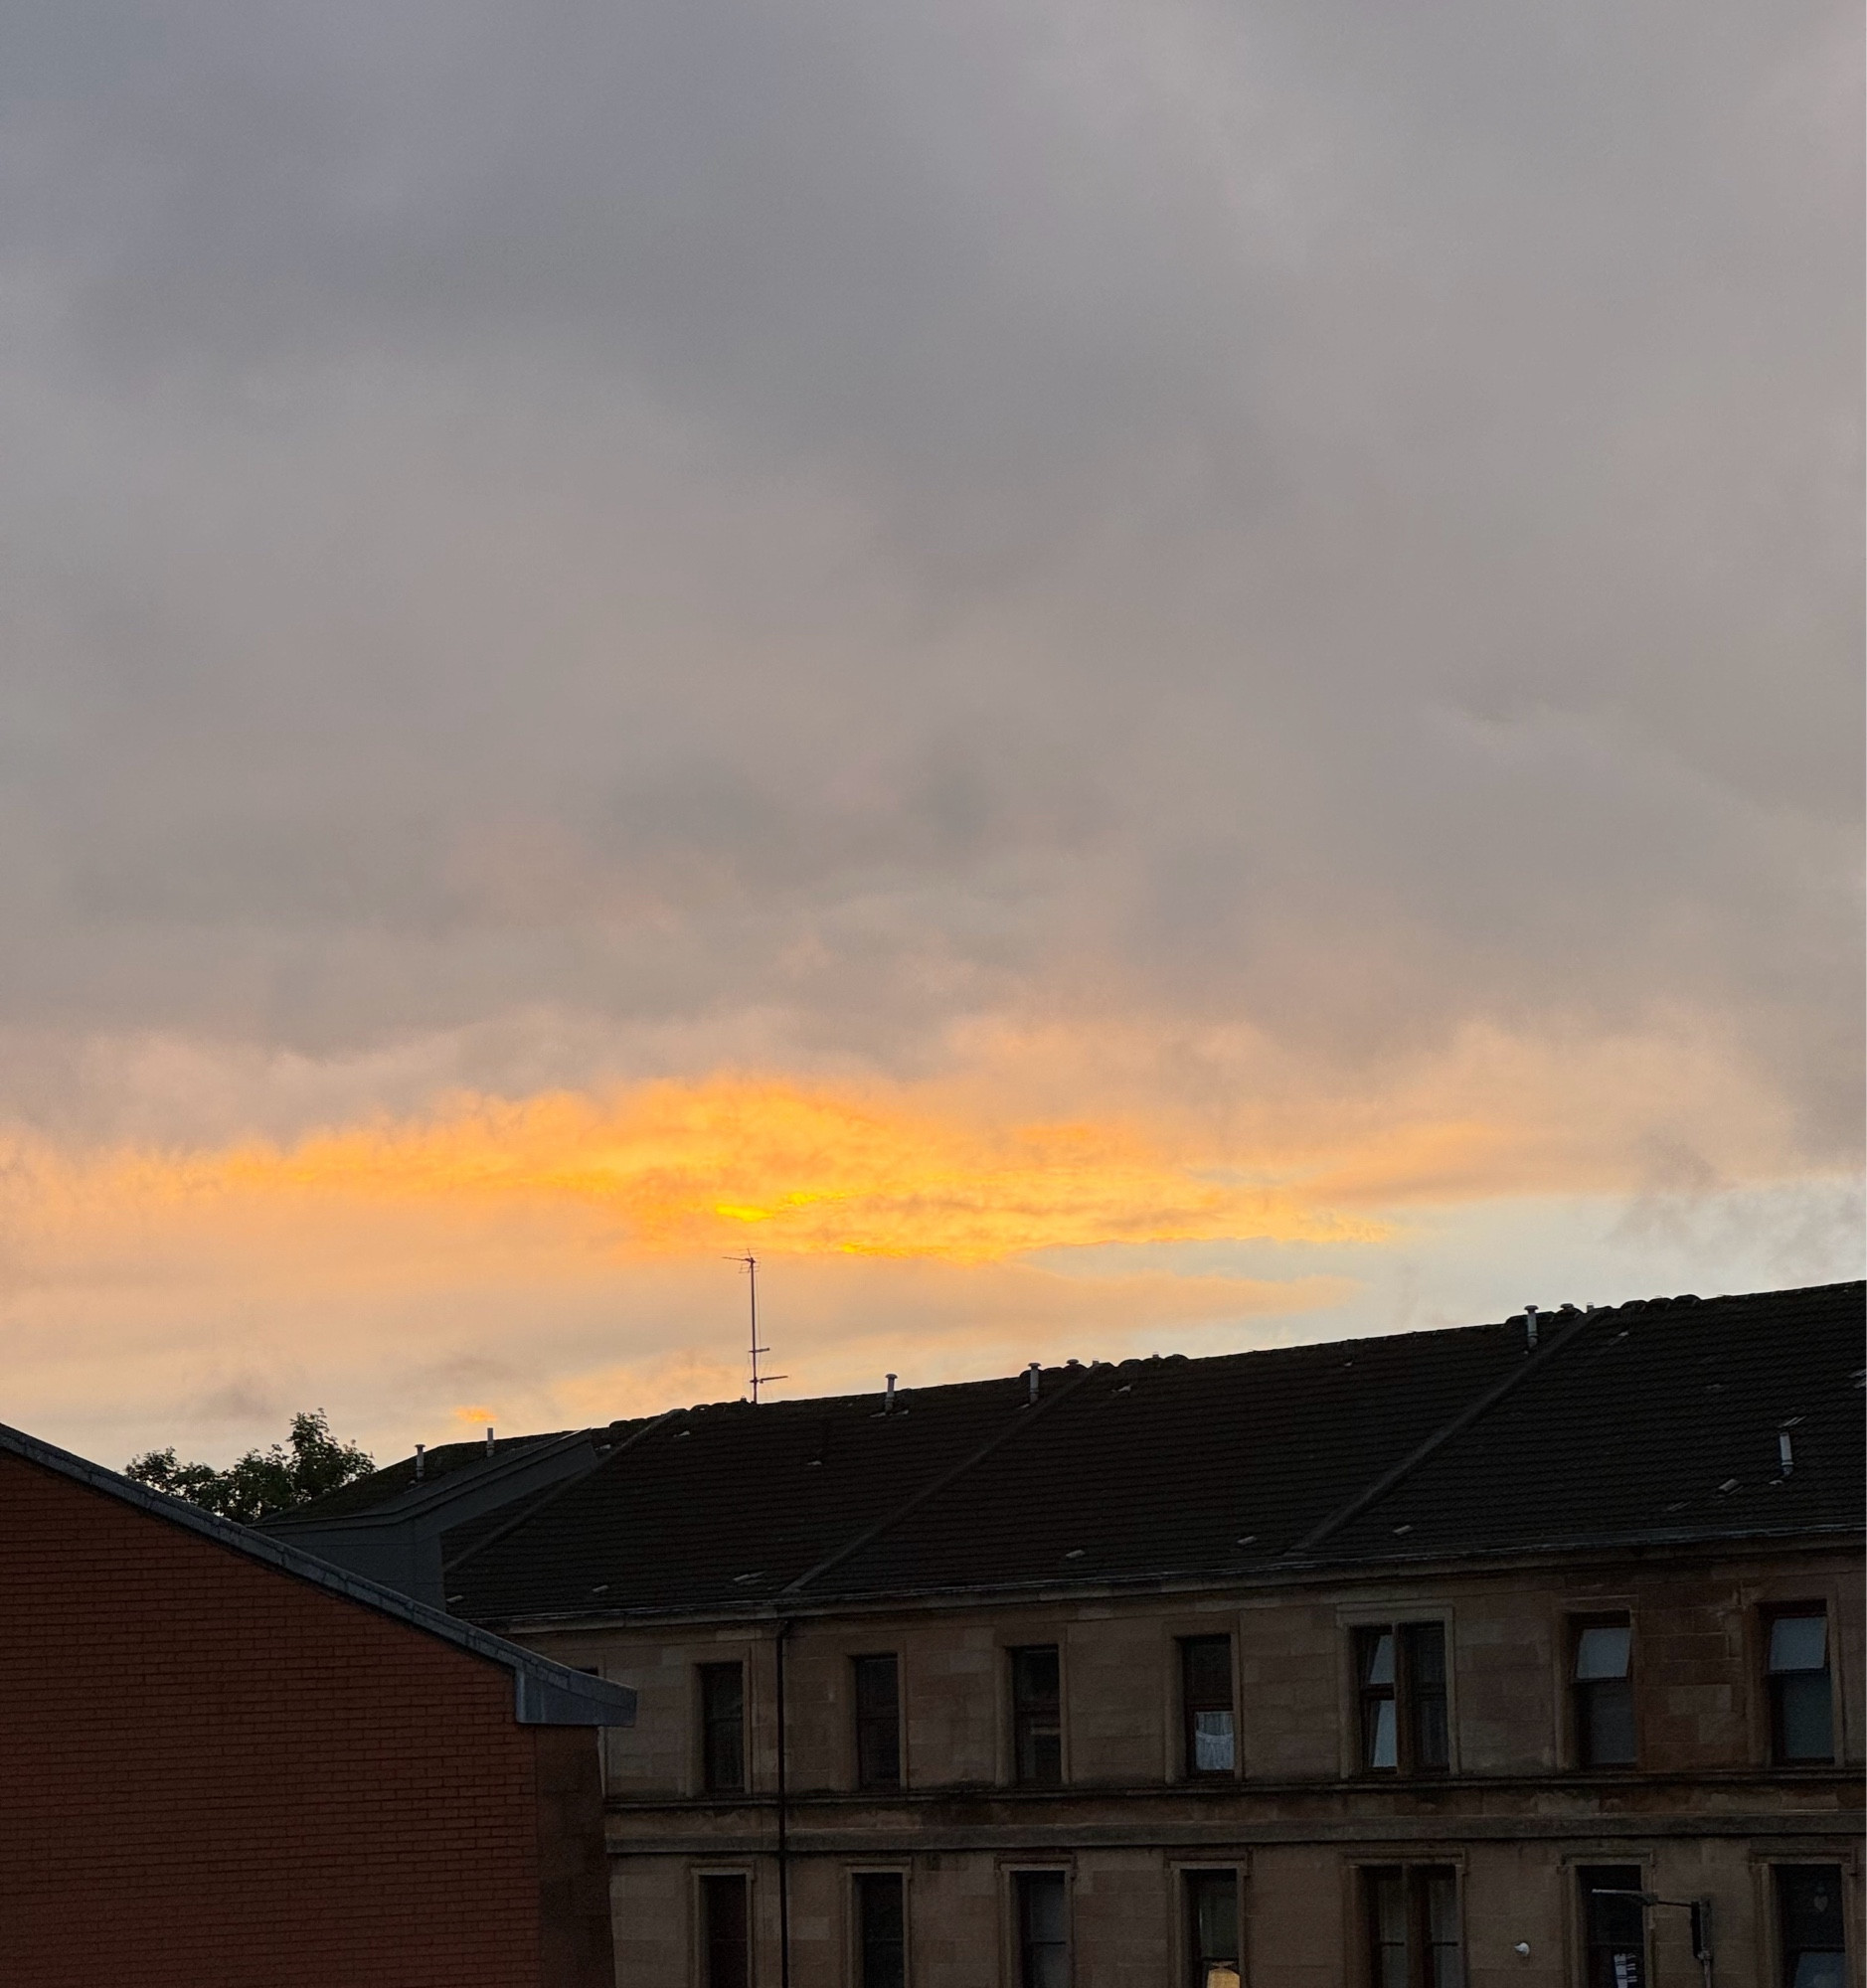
[523,1539,1862,1984]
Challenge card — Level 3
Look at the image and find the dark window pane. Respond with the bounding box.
[1770,1613,1834,1763]
[1182,1637,1236,1776]
[1187,1871,1241,1987]
[856,1873,907,1988]
[1405,1624,1449,1771]
[1778,1673,1835,1762]
[1581,1867,1645,1988]
[1779,1865,1848,1988]
[1574,1620,1635,1768]
[702,1874,751,1988]
[1017,1872,1069,1988]
[854,1654,903,1790]
[1368,1865,1461,1988]
[1012,1646,1063,1787]
[1426,1869,1463,1988]
[1184,1636,1233,1703]
[1368,1868,1409,1988]
[700,1663,746,1793]
[1581,1678,1637,1767]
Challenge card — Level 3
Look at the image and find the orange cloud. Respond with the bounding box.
[125,1076,1383,1262]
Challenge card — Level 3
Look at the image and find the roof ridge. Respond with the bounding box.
[1283,1305,1598,1558]
[778,1364,1104,1598]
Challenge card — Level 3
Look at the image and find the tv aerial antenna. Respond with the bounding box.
[725,1252,785,1404]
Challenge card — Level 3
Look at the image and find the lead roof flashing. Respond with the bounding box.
[1283,1302,1599,1557]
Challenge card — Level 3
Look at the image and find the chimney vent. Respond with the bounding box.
[884,1374,897,1413]
[414,1442,425,1481]
[1026,1362,1042,1404]
[485,1425,495,1456]
[1524,1304,1539,1350]
[1779,1429,1794,1477]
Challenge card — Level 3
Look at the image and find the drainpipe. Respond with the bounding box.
[774,1616,794,1988]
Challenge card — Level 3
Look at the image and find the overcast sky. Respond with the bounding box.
[2,0,1859,1466]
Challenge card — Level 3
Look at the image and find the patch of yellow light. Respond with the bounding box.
[73,1076,1381,1264]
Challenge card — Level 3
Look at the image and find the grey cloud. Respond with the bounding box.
[0,0,1856,1153]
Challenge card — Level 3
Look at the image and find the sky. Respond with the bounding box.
[1,0,1859,1470]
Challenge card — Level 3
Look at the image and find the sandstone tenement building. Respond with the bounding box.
[276,1280,1864,1988]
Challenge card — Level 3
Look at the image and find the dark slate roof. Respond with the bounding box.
[1315,1281,1866,1563]
[287,1427,581,1522]
[436,1281,1862,1627]
[0,1418,634,1726]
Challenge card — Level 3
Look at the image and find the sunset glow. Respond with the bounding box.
[0,0,1852,1471]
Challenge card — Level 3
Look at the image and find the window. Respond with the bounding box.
[1185,1871,1241,1988]
[1181,1637,1237,1777]
[1016,1871,1069,1988]
[1011,1645,1063,1786]
[1355,1623,1448,1773]
[701,1874,751,1988]
[1365,1866,1462,1988]
[1573,1618,1635,1768]
[700,1662,746,1793]
[855,1872,907,1988]
[1578,1866,1645,1988]
[1767,1610,1835,1764]
[1777,1865,1847,1988]
[854,1654,903,1790]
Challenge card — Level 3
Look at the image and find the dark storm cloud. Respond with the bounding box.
[0,0,1857,1152]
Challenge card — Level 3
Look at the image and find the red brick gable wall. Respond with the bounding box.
[0,1451,605,1988]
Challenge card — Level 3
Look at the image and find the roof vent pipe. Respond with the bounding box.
[485,1425,496,1456]
[1779,1429,1794,1477]
[1026,1362,1042,1404]
[884,1374,897,1414]
[414,1442,425,1482]
[1524,1305,1539,1350]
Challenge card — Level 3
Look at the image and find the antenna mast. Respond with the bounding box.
[726,1252,785,1403]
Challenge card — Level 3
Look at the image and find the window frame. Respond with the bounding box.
[698,1659,748,1795]
[1755,1856,1858,1988]
[1008,1642,1065,1788]
[695,1868,754,1988]
[852,1652,905,1792]
[1773,1863,1849,1988]
[1569,1614,1638,1772]
[1180,1634,1240,1781]
[1179,1864,1245,1988]
[1764,1604,1836,1767]
[1575,1863,1650,1988]
[850,1866,910,1988]
[1349,1619,1451,1777]
[1352,1859,1464,1988]
[1007,1866,1071,1988]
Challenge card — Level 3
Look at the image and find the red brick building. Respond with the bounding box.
[0,1418,635,1988]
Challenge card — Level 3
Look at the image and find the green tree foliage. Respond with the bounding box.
[125,1409,375,1524]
